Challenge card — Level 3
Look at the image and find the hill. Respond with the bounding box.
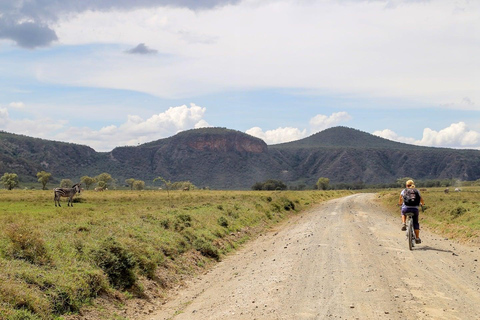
[1,127,480,189]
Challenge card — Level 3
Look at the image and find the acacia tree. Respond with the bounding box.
[60,179,73,188]
[81,176,96,190]
[133,180,145,190]
[125,178,135,190]
[37,171,52,190]
[316,177,330,190]
[96,173,113,189]
[1,173,19,190]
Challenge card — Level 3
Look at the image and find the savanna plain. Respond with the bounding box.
[0,187,479,319]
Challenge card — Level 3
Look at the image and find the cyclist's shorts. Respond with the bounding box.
[401,207,419,215]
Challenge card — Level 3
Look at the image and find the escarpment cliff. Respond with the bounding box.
[2,127,480,189]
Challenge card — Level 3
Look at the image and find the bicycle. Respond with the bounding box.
[405,212,416,250]
[404,205,424,250]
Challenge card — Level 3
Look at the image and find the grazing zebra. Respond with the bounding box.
[54,183,82,207]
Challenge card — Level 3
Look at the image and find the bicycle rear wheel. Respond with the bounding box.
[408,219,414,250]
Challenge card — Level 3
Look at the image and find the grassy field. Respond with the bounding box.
[378,187,480,244]
[0,189,354,320]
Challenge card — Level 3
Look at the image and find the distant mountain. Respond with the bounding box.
[1,127,480,189]
[273,126,425,150]
[0,131,101,181]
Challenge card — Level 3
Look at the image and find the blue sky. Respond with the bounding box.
[0,0,479,151]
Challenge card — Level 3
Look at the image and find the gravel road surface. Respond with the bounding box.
[147,194,480,320]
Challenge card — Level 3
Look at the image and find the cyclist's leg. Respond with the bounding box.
[401,207,407,230]
[412,208,421,243]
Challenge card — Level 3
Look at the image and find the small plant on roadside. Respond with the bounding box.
[217,216,229,228]
[450,206,467,218]
[92,237,137,290]
[193,238,220,260]
[4,224,51,266]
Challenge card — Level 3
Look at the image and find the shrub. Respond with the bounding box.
[5,224,51,266]
[91,237,137,290]
[2,309,42,320]
[160,218,170,229]
[450,206,467,218]
[281,198,295,211]
[193,238,219,260]
[174,214,192,231]
[217,216,229,228]
[252,179,287,191]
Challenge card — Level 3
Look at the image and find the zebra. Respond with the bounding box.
[54,183,82,207]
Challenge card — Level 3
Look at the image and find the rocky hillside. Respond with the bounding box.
[0,131,101,181]
[1,127,480,189]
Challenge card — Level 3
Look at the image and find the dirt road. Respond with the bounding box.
[147,194,480,320]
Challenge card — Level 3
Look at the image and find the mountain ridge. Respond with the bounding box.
[1,127,479,189]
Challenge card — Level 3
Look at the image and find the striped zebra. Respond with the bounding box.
[54,183,82,207]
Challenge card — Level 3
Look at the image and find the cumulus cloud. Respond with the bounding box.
[374,122,480,149]
[0,103,209,151]
[246,127,308,145]
[246,112,351,145]
[54,103,210,151]
[125,43,158,54]
[418,122,480,147]
[372,129,416,144]
[0,107,66,135]
[0,0,240,48]
[309,112,352,133]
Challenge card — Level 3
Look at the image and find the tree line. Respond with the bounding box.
[0,170,198,191]
[252,176,480,191]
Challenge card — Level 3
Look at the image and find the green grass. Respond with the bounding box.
[378,187,480,244]
[0,189,353,319]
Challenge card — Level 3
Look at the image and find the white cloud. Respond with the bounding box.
[247,111,351,144]
[309,112,352,133]
[418,122,480,147]
[0,107,9,125]
[24,0,476,105]
[374,122,480,149]
[372,129,416,144]
[246,126,308,145]
[54,103,209,151]
[0,103,209,151]
[0,107,66,137]
[194,119,211,129]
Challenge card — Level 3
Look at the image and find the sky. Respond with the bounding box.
[0,0,479,152]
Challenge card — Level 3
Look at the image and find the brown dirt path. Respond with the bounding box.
[145,194,480,320]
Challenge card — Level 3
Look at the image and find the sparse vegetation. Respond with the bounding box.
[2,127,480,189]
[80,176,96,190]
[0,188,353,319]
[36,171,52,190]
[1,173,19,190]
[379,186,480,243]
[316,177,330,190]
[252,179,287,191]
[59,179,73,188]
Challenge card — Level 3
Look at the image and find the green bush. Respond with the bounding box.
[217,216,229,228]
[175,214,192,231]
[450,206,467,218]
[2,309,42,320]
[4,224,51,266]
[193,238,219,260]
[91,237,137,290]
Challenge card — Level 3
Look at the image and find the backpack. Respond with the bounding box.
[403,188,420,206]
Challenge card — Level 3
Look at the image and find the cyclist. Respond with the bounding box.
[398,179,425,244]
